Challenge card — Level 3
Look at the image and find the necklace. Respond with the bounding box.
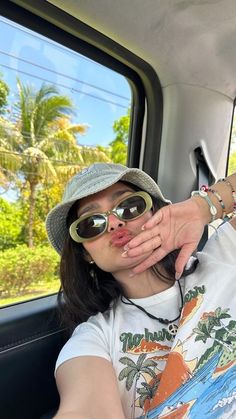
[121,281,184,325]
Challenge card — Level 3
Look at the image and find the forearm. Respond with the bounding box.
[55,357,125,419]
[54,409,125,419]
[210,173,236,217]
[54,413,90,419]
[227,172,236,190]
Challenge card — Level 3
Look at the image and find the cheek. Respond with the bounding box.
[83,240,112,272]
[83,240,103,261]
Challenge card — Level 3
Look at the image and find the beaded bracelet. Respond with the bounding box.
[200,185,226,219]
[218,178,236,219]
[191,190,217,223]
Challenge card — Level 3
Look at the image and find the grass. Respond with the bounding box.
[0,279,60,308]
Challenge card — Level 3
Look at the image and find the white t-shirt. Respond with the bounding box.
[56,222,236,419]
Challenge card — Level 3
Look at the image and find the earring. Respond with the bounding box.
[89,260,95,264]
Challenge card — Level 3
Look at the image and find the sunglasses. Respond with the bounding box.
[69,191,153,243]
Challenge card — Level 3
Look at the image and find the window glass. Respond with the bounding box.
[228,108,236,176]
[0,16,131,307]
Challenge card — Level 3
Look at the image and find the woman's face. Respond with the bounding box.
[77,182,153,275]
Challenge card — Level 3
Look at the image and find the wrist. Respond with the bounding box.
[191,190,218,224]
[190,194,215,225]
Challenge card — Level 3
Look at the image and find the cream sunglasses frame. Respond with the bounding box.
[69,191,153,243]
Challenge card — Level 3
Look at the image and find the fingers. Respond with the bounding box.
[131,247,168,274]
[124,229,154,250]
[131,242,196,277]
[123,230,162,258]
[125,223,163,250]
[175,243,197,279]
[124,209,167,255]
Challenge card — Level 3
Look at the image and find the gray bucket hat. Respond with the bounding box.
[46,163,171,254]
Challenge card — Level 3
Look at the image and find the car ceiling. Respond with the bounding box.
[48,0,236,99]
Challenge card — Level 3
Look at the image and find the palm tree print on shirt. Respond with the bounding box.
[118,353,157,418]
[136,376,160,412]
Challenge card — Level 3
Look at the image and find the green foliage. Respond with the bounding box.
[228,150,236,175]
[0,197,23,250]
[8,193,48,247]
[0,245,59,297]
[109,109,130,164]
[0,77,9,114]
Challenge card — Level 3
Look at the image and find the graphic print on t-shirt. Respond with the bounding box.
[119,327,175,417]
[119,284,236,419]
[179,285,205,326]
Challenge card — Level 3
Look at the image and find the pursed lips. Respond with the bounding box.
[109,228,133,248]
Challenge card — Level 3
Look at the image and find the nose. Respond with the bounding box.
[107,213,125,232]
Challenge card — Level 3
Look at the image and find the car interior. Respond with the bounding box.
[0,0,235,418]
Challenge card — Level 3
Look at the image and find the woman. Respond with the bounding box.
[46,163,236,419]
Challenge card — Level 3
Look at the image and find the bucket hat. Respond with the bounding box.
[46,163,171,254]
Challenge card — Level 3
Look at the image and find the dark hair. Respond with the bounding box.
[58,185,198,329]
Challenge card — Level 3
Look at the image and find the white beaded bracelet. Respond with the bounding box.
[191,190,217,223]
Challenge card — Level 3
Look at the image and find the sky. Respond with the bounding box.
[0,16,131,147]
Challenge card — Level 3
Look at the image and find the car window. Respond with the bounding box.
[0,16,131,307]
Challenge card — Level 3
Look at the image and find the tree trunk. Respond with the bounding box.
[28,181,37,248]
[131,378,139,419]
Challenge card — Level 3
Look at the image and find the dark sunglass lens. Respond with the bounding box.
[77,214,106,238]
[117,196,146,220]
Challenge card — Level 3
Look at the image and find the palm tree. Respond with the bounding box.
[136,377,160,411]
[118,354,157,418]
[0,116,21,188]
[45,118,111,185]
[0,77,9,114]
[0,80,87,247]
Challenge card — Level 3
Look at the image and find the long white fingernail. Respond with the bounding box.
[175,272,181,280]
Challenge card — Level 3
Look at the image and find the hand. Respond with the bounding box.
[123,198,207,278]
